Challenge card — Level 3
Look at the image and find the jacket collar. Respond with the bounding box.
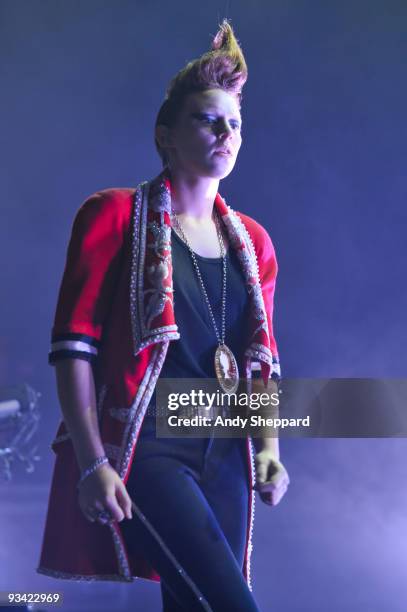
[130,168,275,385]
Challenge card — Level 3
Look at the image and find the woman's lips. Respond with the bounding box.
[214,149,233,156]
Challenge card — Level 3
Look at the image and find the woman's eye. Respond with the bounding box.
[191,113,213,124]
[194,114,241,130]
[201,115,216,124]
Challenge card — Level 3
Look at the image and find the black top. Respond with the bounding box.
[146,227,250,411]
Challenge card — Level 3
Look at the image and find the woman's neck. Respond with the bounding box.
[169,169,219,220]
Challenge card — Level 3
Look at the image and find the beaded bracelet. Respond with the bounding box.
[77,456,109,489]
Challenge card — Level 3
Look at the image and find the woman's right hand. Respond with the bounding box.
[77,463,133,525]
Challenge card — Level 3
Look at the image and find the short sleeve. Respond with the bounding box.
[48,190,131,365]
[251,222,281,381]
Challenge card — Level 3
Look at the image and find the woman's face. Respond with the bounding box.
[159,88,243,179]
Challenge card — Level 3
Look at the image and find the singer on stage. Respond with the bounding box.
[38,19,289,611]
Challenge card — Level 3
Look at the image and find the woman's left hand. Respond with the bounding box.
[253,450,290,506]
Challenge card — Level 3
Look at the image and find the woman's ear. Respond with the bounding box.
[155,124,174,150]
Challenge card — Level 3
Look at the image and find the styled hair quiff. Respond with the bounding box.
[154,19,248,166]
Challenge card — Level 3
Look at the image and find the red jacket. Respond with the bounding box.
[37,169,280,591]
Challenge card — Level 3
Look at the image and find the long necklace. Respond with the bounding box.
[170,209,240,395]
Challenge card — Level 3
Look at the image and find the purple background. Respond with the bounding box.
[1,1,406,611]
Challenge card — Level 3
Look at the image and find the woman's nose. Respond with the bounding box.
[216,120,233,138]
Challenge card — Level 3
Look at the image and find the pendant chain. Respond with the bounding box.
[170,209,227,347]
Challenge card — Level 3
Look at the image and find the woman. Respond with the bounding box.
[37,19,289,611]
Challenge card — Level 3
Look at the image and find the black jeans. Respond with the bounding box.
[121,417,260,611]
